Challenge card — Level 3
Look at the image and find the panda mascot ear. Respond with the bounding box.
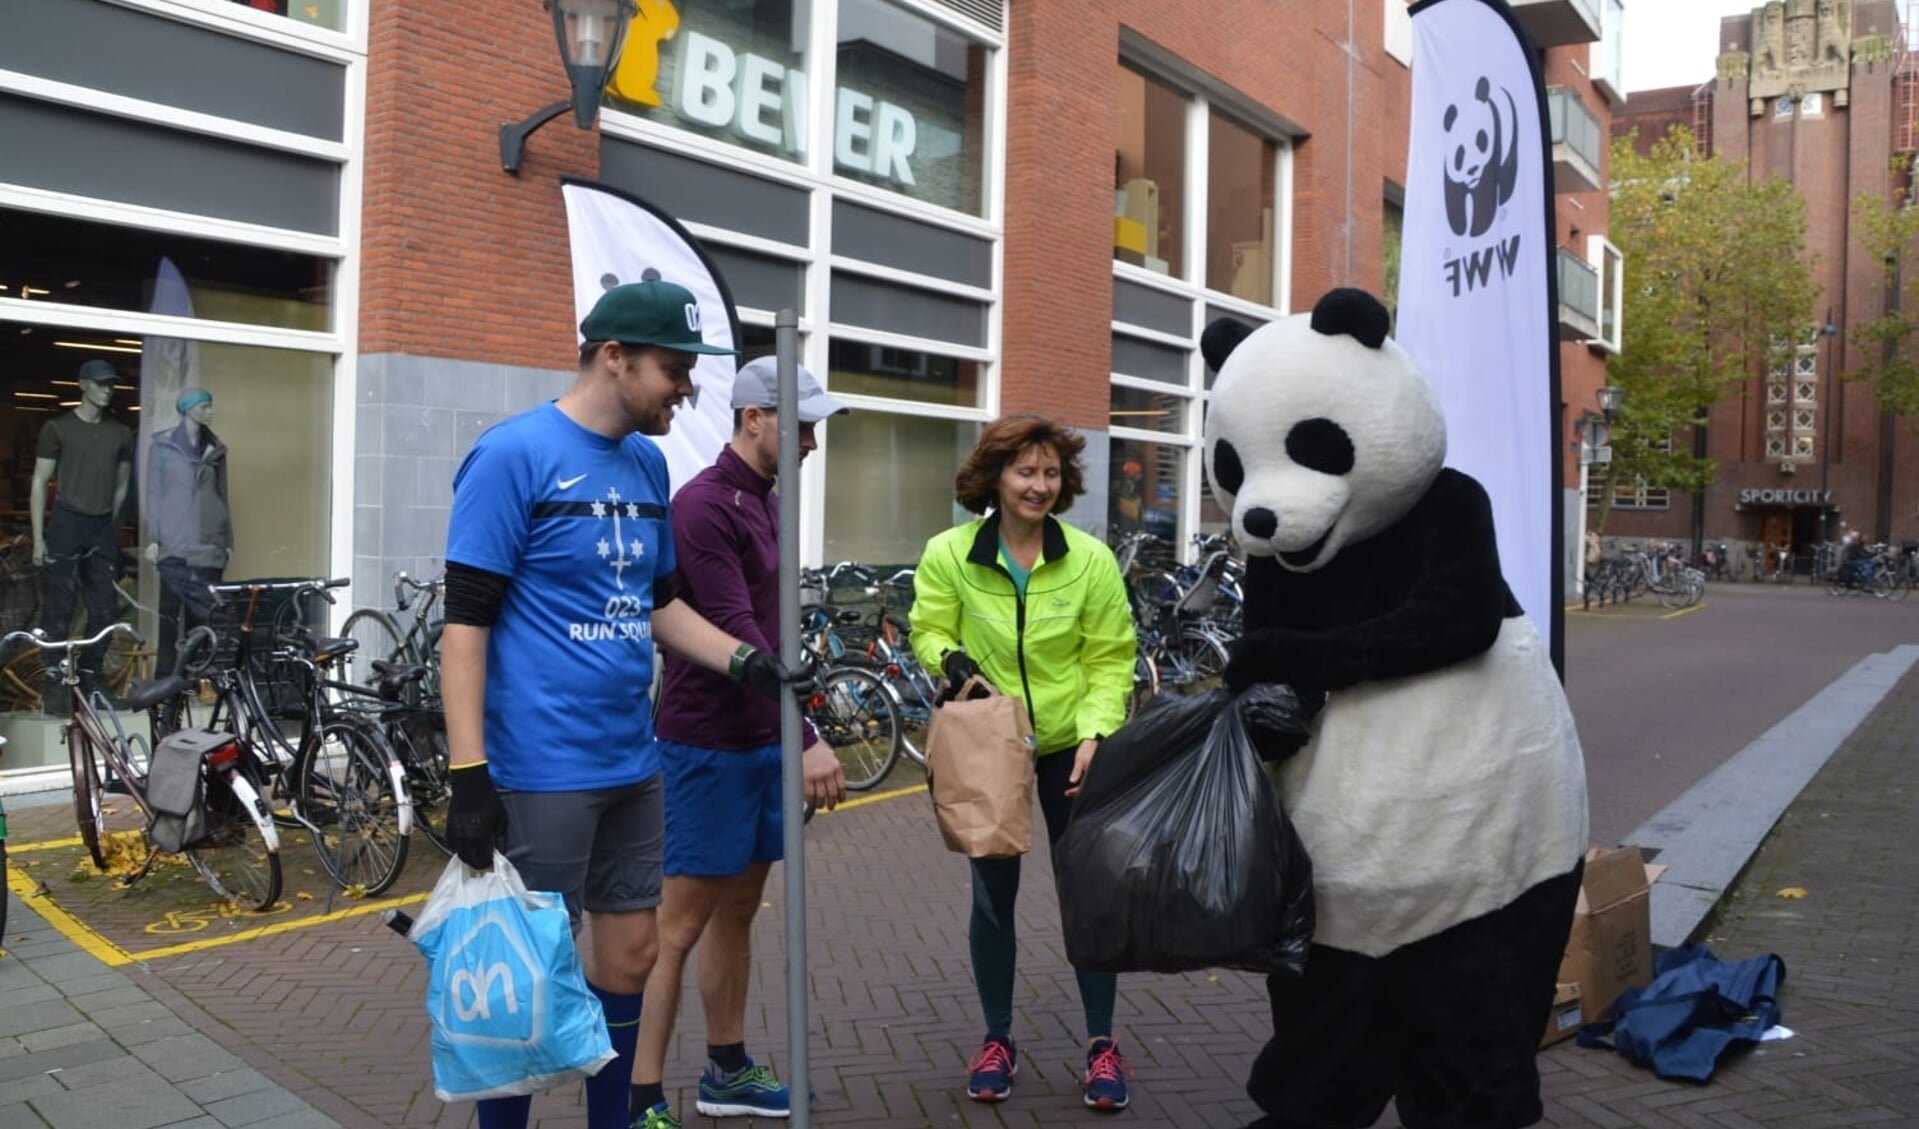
[1309,288,1391,348]
[1202,318,1255,374]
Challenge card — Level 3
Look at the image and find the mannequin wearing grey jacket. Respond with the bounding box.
[145,389,231,676]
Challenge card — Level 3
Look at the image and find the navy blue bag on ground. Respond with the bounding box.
[1576,944,1786,1083]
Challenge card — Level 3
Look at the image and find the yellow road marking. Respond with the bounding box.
[1660,603,1708,620]
[8,836,85,854]
[131,892,429,963]
[3,863,135,966]
[819,780,925,814]
[3,850,429,966]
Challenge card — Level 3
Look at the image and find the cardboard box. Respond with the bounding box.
[1558,846,1667,1024]
[1539,982,1583,1047]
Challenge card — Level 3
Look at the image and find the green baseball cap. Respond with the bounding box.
[580,280,736,356]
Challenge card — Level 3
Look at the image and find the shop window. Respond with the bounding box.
[0,209,332,333]
[1110,383,1186,435]
[826,338,981,408]
[607,0,810,167]
[0,321,331,722]
[1206,112,1277,305]
[834,0,991,215]
[1114,66,1187,279]
[1108,437,1183,546]
[820,408,978,566]
[222,0,344,32]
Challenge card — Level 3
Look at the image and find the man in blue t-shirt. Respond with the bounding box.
[441,280,801,1129]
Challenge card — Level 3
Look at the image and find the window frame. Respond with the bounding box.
[1107,46,1294,556]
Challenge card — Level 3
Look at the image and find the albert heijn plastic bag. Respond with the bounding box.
[410,853,616,1102]
[1055,686,1314,977]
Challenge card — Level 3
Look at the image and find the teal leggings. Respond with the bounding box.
[968,749,1117,1040]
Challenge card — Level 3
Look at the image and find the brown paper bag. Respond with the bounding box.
[924,676,1037,858]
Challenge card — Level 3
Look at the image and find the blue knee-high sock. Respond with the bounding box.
[475,1095,531,1129]
[586,984,643,1129]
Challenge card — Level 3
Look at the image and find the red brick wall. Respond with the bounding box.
[360,1,597,369]
[1001,1,1411,426]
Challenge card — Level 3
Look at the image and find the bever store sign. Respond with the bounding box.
[1739,488,1832,505]
[673,30,922,187]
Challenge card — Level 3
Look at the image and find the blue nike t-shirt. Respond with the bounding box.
[445,403,676,791]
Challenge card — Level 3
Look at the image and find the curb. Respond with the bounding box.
[1625,642,1919,949]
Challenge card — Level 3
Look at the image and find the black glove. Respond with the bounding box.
[1223,629,1301,693]
[446,761,507,870]
[939,651,989,702]
[1238,683,1325,764]
[733,645,802,700]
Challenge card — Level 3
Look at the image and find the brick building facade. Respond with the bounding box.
[0,0,1618,753]
[1611,0,1919,569]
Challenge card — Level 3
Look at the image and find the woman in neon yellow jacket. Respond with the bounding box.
[909,415,1139,1114]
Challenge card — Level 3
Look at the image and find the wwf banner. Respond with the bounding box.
[561,178,742,495]
[1397,0,1562,665]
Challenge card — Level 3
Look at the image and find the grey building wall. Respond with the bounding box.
[353,354,570,610]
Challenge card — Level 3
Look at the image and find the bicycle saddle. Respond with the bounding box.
[308,636,361,663]
[123,675,191,713]
[371,660,429,701]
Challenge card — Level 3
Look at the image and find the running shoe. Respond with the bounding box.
[966,1034,1018,1101]
[1083,1038,1131,1111]
[697,1059,792,1118]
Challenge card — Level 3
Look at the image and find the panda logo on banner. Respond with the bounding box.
[1441,76,1521,239]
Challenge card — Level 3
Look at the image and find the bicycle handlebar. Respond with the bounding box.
[208,576,351,604]
[0,622,144,651]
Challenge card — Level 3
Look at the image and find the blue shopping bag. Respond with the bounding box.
[411,853,616,1102]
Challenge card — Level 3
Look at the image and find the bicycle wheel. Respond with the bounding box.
[807,666,901,791]
[1890,572,1913,602]
[341,609,406,691]
[296,716,409,895]
[1158,627,1231,695]
[186,762,282,911]
[68,722,108,869]
[392,714,451,856]
[1127,651,1159,718]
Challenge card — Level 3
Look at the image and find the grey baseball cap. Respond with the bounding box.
[729,356,850,423]
[76,359,120,385]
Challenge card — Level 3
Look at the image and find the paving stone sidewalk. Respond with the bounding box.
[2,661,1915,1127]
[0,902,341,1129]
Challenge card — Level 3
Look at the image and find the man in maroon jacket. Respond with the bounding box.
[629,357,849,1128]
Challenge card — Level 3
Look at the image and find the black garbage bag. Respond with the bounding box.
[1055,686,1314,977]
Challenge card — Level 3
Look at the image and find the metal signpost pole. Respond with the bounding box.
[773,310,809,1129]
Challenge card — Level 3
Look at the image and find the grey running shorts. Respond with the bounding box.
[497,774,664,931]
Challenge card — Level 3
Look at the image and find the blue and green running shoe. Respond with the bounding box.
[697,1059,792,1118]
[630,1102,681,1129]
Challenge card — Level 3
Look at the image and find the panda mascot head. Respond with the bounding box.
[1201,288,1445,572]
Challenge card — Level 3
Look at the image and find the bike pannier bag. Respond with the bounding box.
[146,729,238,854]
[411,853,616,1102]
[923,675,1036,859]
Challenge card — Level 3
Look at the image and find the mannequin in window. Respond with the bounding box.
[31,359,134,713]
[145,388,232,677]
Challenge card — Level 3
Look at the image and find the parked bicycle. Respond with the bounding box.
[10,623,282,910]
[342,571,443,703]
[178,577,413,896]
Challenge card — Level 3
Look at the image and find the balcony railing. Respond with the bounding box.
[1511,0,1601,47]
[1548,87,1603,193]
[1557,248,1601,341]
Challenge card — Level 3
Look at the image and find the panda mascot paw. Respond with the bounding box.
[1206,288,1588,1129]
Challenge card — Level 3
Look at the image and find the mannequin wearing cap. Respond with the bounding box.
[30,360,134,709]
[145,388,232,677]
[632,356,851,1126]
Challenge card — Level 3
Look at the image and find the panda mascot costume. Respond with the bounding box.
[1203,288,1588,1129]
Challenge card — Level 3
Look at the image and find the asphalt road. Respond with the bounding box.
[1563,581,1919,846]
